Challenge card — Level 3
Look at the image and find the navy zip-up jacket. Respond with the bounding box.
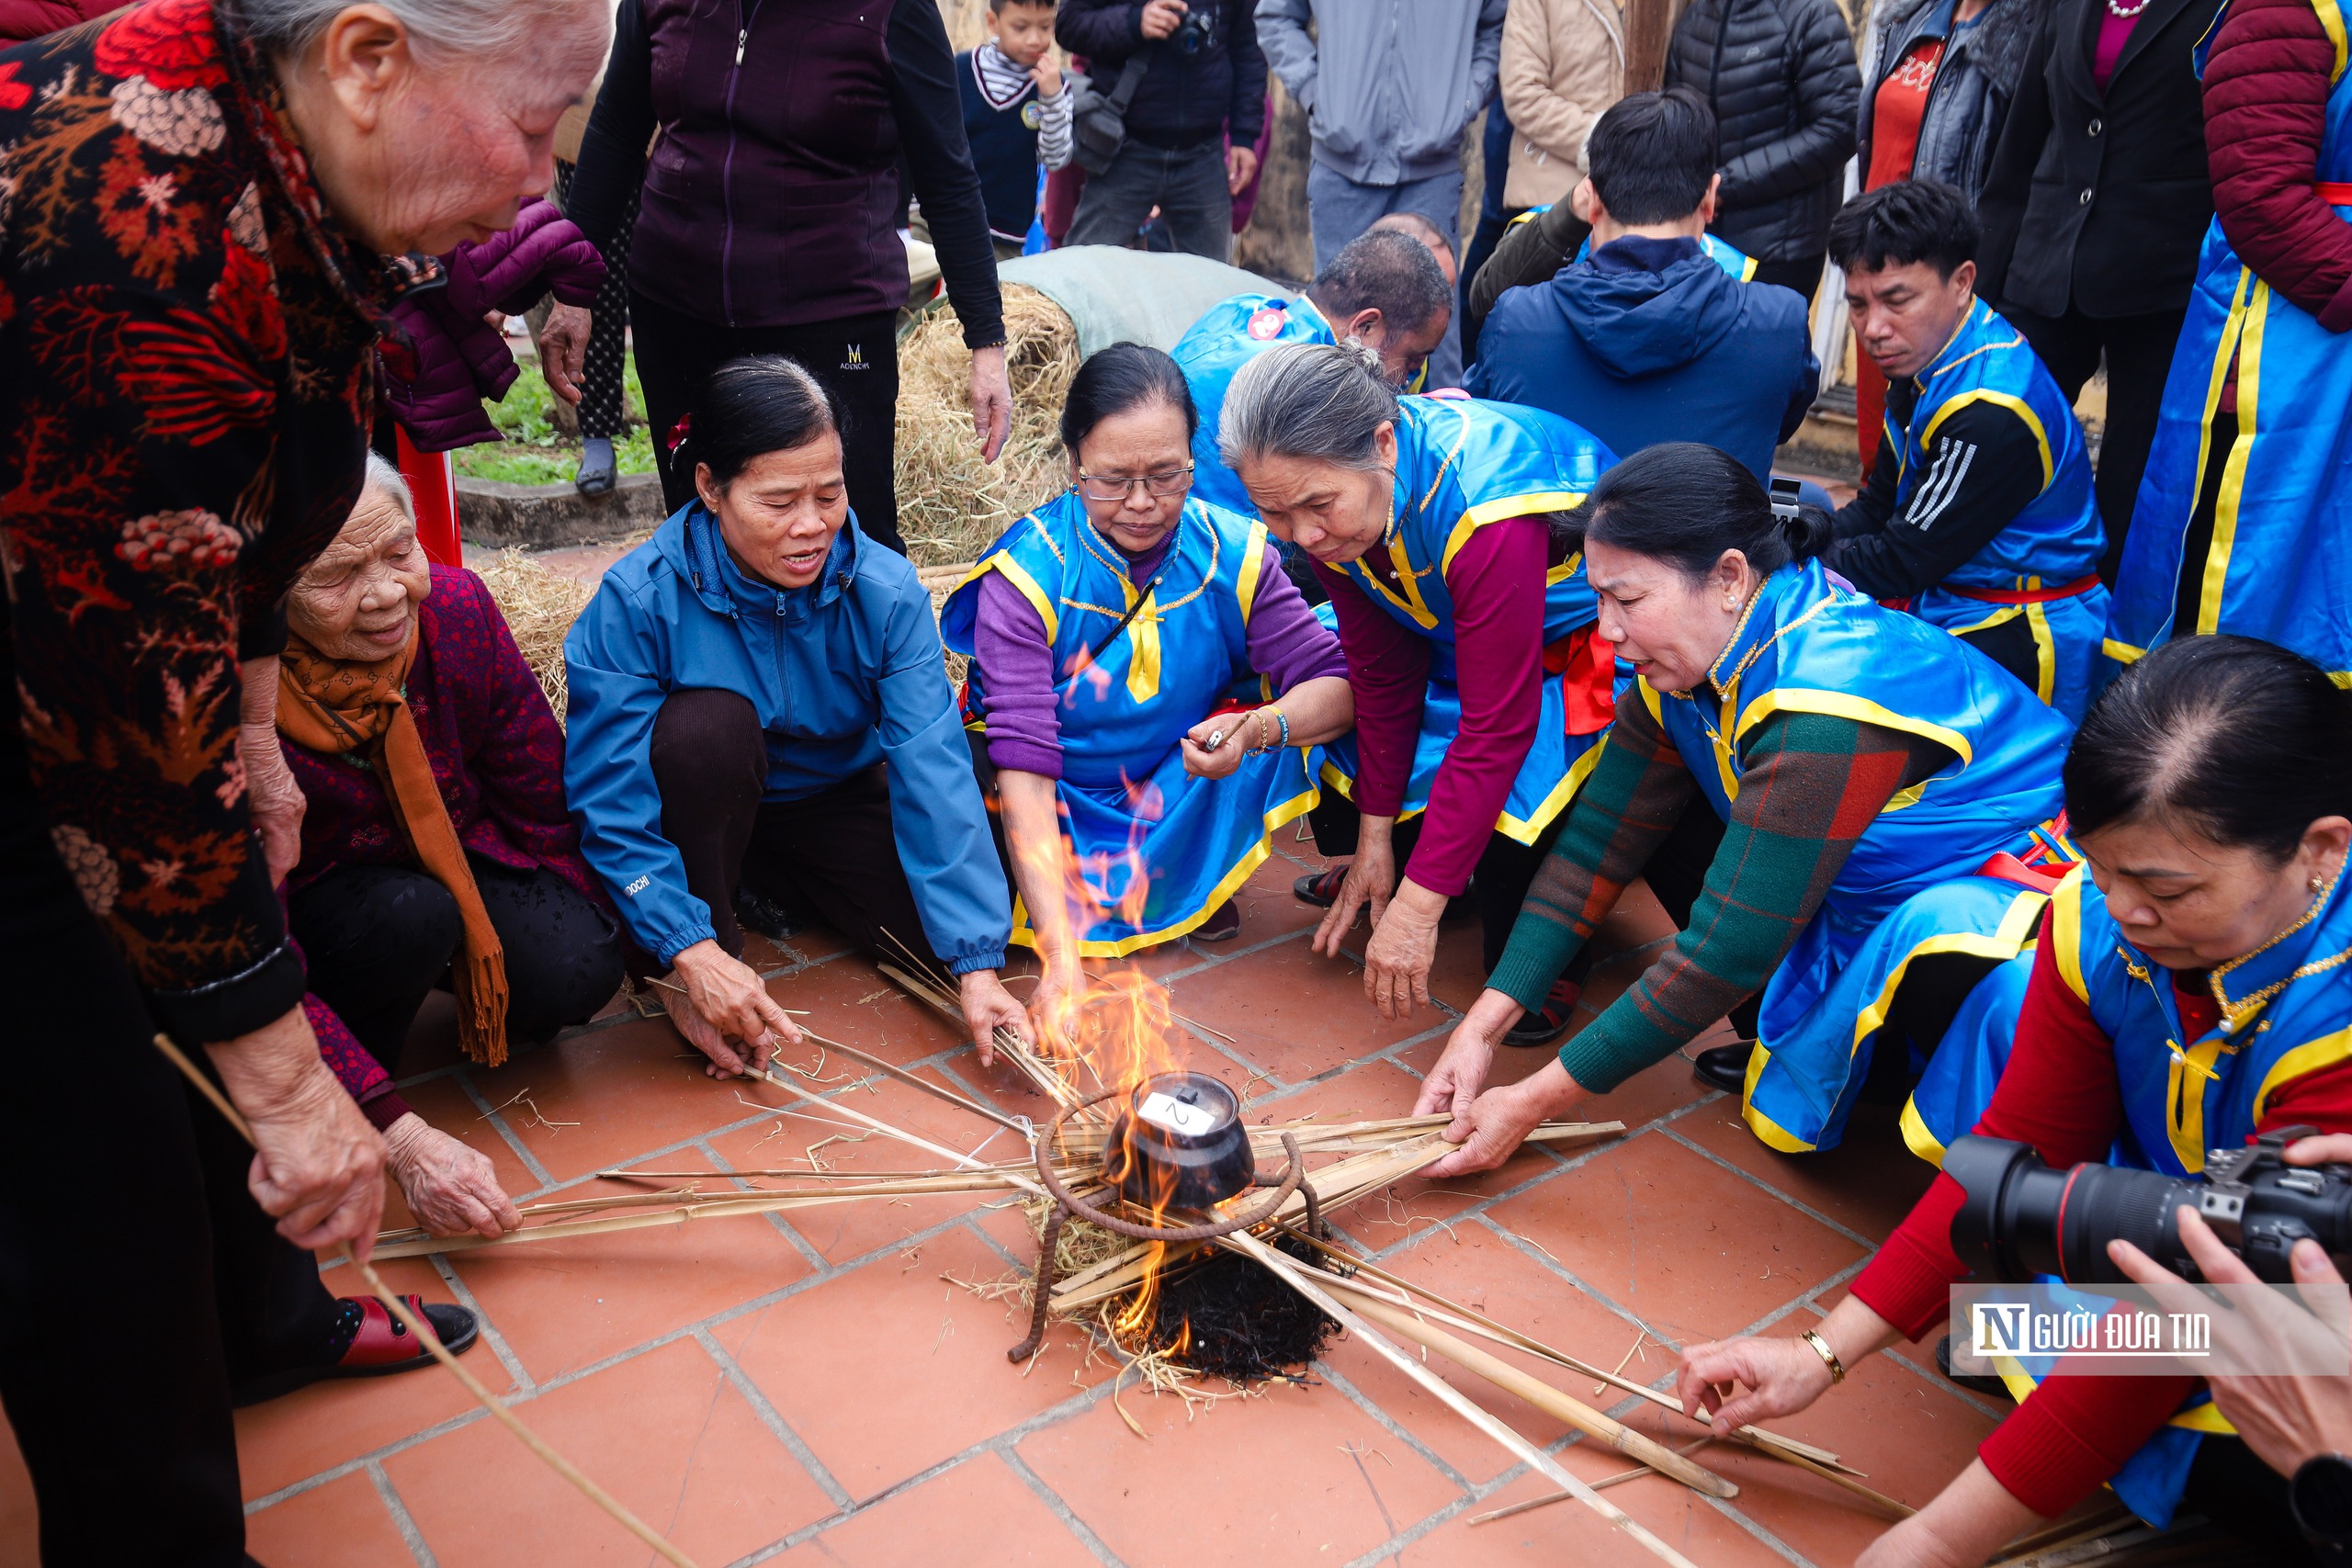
[1466,235,1818,480]
[563,508,1012,972]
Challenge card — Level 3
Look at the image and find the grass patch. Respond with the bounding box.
[453,355,657,486]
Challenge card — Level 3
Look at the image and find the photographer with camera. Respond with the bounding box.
[2109,1134,2352,1564]
[1676,635,2352,1567]
[1056,0,1266,261]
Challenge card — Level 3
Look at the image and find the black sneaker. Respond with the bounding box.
[1691,1041,1756,1093]
[733,885,804,941]
[1502,978,1582,1046]
[1193,899,1241,942]
[1293,864,1349,907]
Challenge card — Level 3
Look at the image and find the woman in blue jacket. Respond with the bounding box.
[564,356,1032,1076]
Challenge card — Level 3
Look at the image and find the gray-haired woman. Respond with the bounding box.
[1220,344,1619,1043]
[0,0,605,1559]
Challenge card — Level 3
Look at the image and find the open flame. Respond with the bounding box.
[1012,791,1209,1353]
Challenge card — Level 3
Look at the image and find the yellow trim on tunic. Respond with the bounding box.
[2201,279,2268,635]
[1739,1043,1816,1153]
[1922,389,2054,491]
[966,553,1058,642]
[2103,637,2147,666]
[1008,783,1322,957]
[2050,867,2090,1003]
[1236,521,1269,626]
[1991,1359,2241,1436]
[1439,491,1593,572]
[2255,1023,2352,1122]
[1946,602,2059,705]
[1899,1096,1949,1164]
[1495,733,1608,845]
[1847,889,2048,1062]
[1732,689,1975,767]
[2316,0,2349,80]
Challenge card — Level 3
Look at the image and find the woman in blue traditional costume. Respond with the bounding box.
[1411,444,2078,1176]
[2107,0,2352,687]
[940,345,1354,1041]
[1216,343,1621,1045]
[1677,636,2352,1566]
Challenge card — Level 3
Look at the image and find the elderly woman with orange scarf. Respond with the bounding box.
[277,457,628,1231]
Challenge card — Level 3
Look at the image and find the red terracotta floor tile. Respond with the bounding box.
[0,1415,34,1562]
[1671,1100,1938,1245]
[1697,1349,1999,1563]
[446,1150,814,1382]
[1016,1371,1463,1564]
[244,1470,416,1567]
[1423,914,1498,1013]
[1408,1446,1794,1568]
[377,1074,547,1238]
[1163,934,1442,1084]
[772,1453,1099,1567]
[1484,1131,1870,1346]
[233,1256,511,1501]
[709,1073,1013,1265]
[1315,1222,1673,1485]
[385,1337,835,1566]
[780,921,856,964]
[718,1226,1105,1499]
[769,954,970,1067]
[465,1013,765,1182]
[1228,849,1331,943]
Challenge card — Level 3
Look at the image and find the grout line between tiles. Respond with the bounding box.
[1312,1358,1475,1492]
[997,1448,1133,1568]
[1700,1483,1822,1567]
[692,1327,855,1511]
[1654,1124,1883,1252]
[450,1070,557,1190]
[429,1253,534,1393]
[365,1459,442,1568]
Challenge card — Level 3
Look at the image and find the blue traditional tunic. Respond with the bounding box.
[2108,0,2352,684]
[1905,865,2352,1525]
[1315,394,1618,843]
[940,492,1319,955]
[1172,292,1339,518]
[1879,299,2110,720]
[1637,558,2075,1151]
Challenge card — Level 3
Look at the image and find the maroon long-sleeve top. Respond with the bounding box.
[2204,0,2352,329]
[1318,517,1555,898]
[1849,919,2352,1517]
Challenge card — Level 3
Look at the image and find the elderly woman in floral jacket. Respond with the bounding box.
[0,0,607,1558]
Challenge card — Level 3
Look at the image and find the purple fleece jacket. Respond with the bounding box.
[974,536,1349,779]
[383,199,608,452]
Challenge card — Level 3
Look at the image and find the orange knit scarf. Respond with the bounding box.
[277,629,510,1066]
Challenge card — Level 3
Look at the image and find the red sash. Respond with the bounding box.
[1542,624,1618,737]
[1943,574,2102,605]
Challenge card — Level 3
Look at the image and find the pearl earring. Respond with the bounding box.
[2313,874,2327,893]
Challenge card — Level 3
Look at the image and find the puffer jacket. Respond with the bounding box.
[381,200,607,453]
[1860,0,2043,203]
[1664,0,1860,262]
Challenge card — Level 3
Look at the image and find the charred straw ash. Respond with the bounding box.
[1139,1234,1340,1383]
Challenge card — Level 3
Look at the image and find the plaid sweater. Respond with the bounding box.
[1489,692,1942,1092]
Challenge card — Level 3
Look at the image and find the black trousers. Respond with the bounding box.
[628,291,905,553]
[0,829,337,1566]
[2006,304,2190,582]
[649,688,944,966]
[1752,252,1826,305]
[288,856,626,1077]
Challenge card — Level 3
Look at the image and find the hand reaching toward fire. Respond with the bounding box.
[959,968,1033,1066]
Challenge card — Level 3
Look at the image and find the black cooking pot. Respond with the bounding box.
[1102,1071,1255,1210]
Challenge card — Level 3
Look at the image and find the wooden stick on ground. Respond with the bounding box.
[1225,1231,1706,1568]
[149,1033,702,1568]
[1468,1441,1715,1524]
[1338,1293,1737,1498]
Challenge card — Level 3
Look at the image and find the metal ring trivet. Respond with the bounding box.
[1008,1089,1319,1362]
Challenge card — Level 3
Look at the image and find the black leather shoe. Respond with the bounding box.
[1502,979,1582,1046]
[1691,1041,1756,1093]
[1936,1334,2016,1399]
[1293,865,1348,907]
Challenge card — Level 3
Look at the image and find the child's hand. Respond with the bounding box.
[1031,55,1062,97]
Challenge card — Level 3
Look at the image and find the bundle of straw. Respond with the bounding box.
[475,547,595,724]
[894,284,1080,565]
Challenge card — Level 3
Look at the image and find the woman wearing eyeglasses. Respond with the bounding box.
[942,344,1353,1044]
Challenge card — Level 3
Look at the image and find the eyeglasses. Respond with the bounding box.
[1075,465,1193,502]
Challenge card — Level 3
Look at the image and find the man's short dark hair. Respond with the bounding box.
[1310,229,1452,333]
[1827,181,1979,280]
[989,0,1054,13]
[1586,88,1718,226]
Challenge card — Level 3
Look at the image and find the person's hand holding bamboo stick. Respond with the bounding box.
[205,1005,387,1258]
[665,939,804,1077]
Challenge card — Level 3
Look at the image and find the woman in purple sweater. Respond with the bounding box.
[942,345,1352,1043]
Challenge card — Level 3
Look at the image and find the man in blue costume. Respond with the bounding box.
[1824,180,2111,722]
[1467,88,1820,481]
[1171,228,1453,523]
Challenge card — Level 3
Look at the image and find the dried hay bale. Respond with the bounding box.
[894,283,1078,565]
[475,547,594,726]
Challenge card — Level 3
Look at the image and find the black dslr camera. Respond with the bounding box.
[1172,6,1217,53]
[1945,1126,2352,1285]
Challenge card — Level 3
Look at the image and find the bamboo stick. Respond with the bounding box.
[149,1034,703,1568]
[791,1029,1030,1133]
[1469,1441,1715,1523]
[1226,1232,1705,1568]
[1340,1294,1738,1498]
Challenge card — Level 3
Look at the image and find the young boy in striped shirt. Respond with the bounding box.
[959,0,1074,258]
